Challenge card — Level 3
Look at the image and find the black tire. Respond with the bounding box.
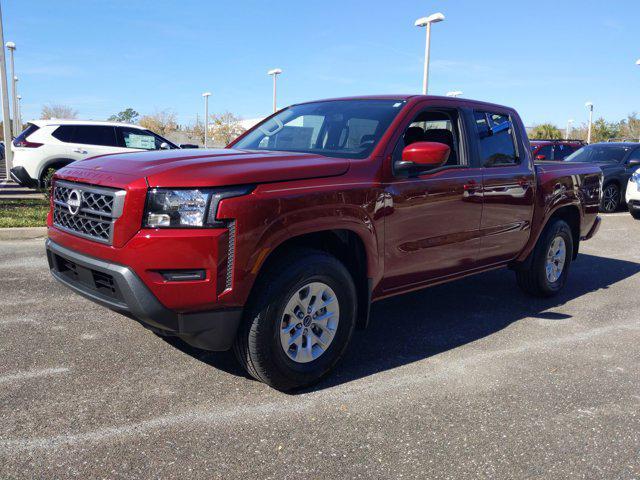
[233,248,357,391]
[630,209,640,220]
[600,183,620,213]
[516,219,573,297]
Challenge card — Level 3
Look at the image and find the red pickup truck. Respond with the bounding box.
[46,96,602,390]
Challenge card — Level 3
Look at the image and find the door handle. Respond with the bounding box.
[73,148,88,154]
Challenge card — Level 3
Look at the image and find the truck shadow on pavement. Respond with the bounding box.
[163,253,640,392]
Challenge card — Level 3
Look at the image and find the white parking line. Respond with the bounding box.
[0,318,40,326]
[0,367,69,384]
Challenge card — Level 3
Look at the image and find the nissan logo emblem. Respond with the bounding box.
[67,189,82,215]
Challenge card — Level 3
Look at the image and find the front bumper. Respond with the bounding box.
[46,239,243,351]
[10,166,38,188]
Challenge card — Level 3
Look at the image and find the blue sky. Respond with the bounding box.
[6,0,640,128]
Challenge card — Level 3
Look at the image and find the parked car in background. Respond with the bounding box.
[46,95,602,390]
[564,142,640,212]
[530,139,584,161]
[626,168,640,219]
[10,120,181,188]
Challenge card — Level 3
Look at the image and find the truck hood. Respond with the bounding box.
[61,148,350,188]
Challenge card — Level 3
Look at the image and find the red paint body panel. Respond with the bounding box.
[49,95,602,320]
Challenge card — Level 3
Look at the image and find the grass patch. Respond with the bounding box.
[0,198,49,228]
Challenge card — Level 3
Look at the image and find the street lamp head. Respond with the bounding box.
[16,95,21,100]
[446,90,463,97]
[267,68,282,76]
[202,92,211,97]
[636,59,640,65]
[585,101,593,110]
[415,12,445,27]
[5,41,15,50]
[568,119,574,123]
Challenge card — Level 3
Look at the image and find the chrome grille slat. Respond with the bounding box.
[52,181,125,245]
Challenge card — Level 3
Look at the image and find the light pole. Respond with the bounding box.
[5,41,16,137]
[0,5,13,178]
[566,119,574,140]
[202,92,211,148]
[16,94,21,131]
[267,68,282,113]
[415,12,445,95]
[585,102,594,144]
[446,90,463,97]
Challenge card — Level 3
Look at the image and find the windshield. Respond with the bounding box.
[233,99,406,159]
[564,145,630,163]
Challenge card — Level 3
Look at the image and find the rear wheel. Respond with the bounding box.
[233,248,357,391]
[516,219,573,297]
[600,183,620,213]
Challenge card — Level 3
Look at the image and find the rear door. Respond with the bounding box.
[59,125,123,160]
[471,110,535,266]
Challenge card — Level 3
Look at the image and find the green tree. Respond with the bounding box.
[619,113,640,141]
[108,108,139,124]
[530,123,563,139]
[590,117,620,143]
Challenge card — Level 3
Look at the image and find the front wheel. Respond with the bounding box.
[516,219,573,297]
[600,183,620,213]
[630,209,640,220]
[233,248,357,391]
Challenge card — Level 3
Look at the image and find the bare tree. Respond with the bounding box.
[139,110,178,137]
[41,104,78,120]
[210,112,246,146]
[187,118,205,145]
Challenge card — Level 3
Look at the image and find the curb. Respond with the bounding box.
[0,227,48,241]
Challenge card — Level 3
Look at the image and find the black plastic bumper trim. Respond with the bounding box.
[10,166,38,188]
[46,239,243,351]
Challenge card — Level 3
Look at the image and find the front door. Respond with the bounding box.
[382,106,483,293]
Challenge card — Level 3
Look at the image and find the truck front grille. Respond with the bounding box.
[52,180,125,245]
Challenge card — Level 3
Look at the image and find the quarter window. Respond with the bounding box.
[474,111,518,167]
[553,144,574,160]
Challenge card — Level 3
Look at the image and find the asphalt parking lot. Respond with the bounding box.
[1,213,639,479]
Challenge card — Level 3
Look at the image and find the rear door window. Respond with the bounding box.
[71,126,118,147]
[474,111,518,166]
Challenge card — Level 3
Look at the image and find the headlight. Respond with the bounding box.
[631,171,640,184]
[144,186,253,228]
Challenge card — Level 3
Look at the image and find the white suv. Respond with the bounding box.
[626,168,640,219]
[10,120,180,188]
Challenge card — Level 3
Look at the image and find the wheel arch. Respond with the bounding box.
[249,227,374,330]
[37,157,75,186]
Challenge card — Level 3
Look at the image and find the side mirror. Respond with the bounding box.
[397,141,450,171]
[160,142,171,150]
[628,158,640,168]
[536,154,546,160]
